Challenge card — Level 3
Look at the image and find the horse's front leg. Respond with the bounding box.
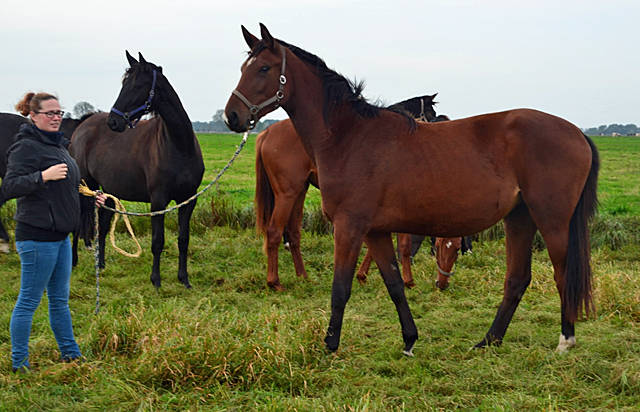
[150,211,165,289]
[177,198,197,289]
[366,232,418,356]
[324,226,364,352]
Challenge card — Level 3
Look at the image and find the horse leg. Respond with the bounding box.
[284,189,309,281]
[537,215,589,353]
[356,247,373,284]
[397,233,416,288]
[365,232,418,356]
[0,190,10,253]
[150,212,165,289]
[176,198,197,289]
[324,225,365,352]
[475,202,537,348]
[97,200,115,270]
[264,196,300,291]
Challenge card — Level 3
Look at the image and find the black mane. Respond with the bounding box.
[251,39,415,129]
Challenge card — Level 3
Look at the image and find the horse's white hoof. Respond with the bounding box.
[402,343,415,357]
[555,334,576,353]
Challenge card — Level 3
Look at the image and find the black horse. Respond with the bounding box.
[0,112,96,252]
[69,52,204,289]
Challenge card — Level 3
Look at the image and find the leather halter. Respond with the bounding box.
[417,98,429,123]
[110,69,157,129]
[232,45,287,130]
[437,261,456,277]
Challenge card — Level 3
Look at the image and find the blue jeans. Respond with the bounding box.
[10,237,81,370]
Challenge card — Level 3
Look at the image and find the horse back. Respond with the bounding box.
[318,108,593,237]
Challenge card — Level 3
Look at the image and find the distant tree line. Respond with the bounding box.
[65,103,281,134]
[582,124,639,136]
[192,109,280,133]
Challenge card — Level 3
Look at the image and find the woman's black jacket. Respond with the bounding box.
[3,124,80,234]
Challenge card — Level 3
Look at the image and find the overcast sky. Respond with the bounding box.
[1,0,638,129]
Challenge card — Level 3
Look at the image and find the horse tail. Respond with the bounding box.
[254,129,275,253]
[564,134,600,322]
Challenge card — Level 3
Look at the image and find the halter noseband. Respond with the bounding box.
[436,261,456,277]
[110,69,157,129]
[232,45,287,130]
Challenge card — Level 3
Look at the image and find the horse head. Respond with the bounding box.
[434,237,462,290]
[225,24,290,132]
[108,51,163,132]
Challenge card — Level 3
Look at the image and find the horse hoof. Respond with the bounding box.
[269,283,286,292]
[555,334,576,353]
[404,281,416,289]
[356,275,367,285]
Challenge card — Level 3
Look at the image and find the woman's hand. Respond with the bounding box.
[96,192,107,206]
[42,163,68,182]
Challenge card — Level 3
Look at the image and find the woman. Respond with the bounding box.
[3,92,106,373]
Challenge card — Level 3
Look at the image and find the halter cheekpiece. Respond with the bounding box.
[110,69,157,129]
[231,45,287,130]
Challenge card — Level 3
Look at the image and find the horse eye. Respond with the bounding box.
[260,66,270,73]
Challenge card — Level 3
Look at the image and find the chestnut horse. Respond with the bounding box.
[70,52,204,289]
[225,24,599,355]
[0,112,96,252]
[255,95,442,291]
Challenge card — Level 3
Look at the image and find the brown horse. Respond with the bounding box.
[355,233,463,291]
[70,52,204,289]
[255,95,440,291]
[225,24,599,355]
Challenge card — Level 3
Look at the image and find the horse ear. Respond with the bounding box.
[242,25,259,50]
[126,50,138,67]
[430,93,438,101]
[259,23,275,50]
[138,53,147,70]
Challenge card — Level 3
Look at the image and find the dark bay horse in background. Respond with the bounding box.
[70,52,204,289]
[255,95,446,291]
[224,24,599,355]
[0,112,96,252]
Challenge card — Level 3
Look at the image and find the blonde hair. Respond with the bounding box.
[15,92,59,116]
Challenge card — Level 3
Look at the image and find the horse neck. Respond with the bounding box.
[280,66,328,163]
[154,75,196,153]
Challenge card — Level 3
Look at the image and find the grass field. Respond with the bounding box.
[0,134,639,411]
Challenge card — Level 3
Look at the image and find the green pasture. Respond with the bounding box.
[0,134,639,411]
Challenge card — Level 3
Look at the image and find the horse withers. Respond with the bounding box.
[70,52,204,289]
[224,24,599,356]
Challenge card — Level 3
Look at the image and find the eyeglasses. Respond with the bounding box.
[35,111,65,119]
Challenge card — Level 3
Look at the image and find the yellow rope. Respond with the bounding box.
[79,181,142,258]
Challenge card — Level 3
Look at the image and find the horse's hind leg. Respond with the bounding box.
[365,232,418,356]
[475,202,537,348]
[177,198,197,289]
[356,247,373,284]
[284,188,309,281]
[397,233,416,288]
